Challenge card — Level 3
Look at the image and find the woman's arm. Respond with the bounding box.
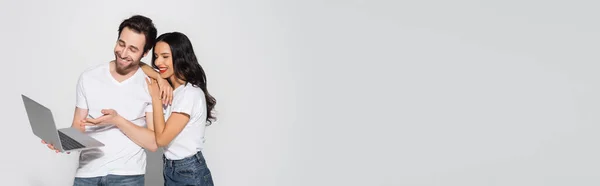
[139,62,161,80]
[146,78,191,147]
[140,62,173,105]
[151,98,191,147]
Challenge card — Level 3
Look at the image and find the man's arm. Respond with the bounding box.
[43,74,88,153]
[113,112,158,152]
[71,107,88,132]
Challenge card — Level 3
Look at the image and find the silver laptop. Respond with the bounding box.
[21,94,104,152]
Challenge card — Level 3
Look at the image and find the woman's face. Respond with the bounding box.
[153,41,175,79]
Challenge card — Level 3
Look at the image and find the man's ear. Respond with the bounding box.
[142,51,149,58]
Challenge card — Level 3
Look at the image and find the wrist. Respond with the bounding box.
[152,97,162,102]
[114,115,126,128]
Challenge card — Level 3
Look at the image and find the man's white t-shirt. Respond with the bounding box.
[74,63,152,178]
[163,83,208,160]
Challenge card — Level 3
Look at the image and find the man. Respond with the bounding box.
[43,15,172,185]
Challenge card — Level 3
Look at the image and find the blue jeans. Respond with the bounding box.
[73,174,144,186]
[163,151,214,186]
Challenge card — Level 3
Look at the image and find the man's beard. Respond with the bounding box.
[115,59,138,75]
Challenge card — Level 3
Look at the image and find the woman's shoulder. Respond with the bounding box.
[171,84,206,109]
[180,84,206,98]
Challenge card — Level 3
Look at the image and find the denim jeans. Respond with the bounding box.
[73,174,144,186]
[163,151,214,186]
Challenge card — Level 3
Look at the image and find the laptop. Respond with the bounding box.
[21,94,104,152]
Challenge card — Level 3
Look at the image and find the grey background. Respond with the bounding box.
[146,149,164,185]
[2,0,600,185]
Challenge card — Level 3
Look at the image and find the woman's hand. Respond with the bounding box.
[156,78,173,105]
[146,77,162,102]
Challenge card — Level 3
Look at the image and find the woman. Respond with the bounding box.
[145,32,217,186]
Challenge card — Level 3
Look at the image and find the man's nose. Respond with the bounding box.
[120,47,128,58]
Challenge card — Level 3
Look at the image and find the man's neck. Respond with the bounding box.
[109,61,138,83]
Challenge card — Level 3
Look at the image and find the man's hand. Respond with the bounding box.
[83,109,121,126]
[41,118,85,154]
[41,140,71,154]
[155,78,173,105]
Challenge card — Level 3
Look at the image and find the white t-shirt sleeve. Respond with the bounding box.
[171,88,198,115]
[75,74,88,109]
[142,76,154,113]
[144,88,153,112]
[145,103,153,112]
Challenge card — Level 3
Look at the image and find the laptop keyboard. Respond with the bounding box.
[58,131,85,151]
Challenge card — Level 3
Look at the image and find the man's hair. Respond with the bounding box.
[118,15,157,54]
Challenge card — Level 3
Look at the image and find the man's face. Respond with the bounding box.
[114,27,147,75]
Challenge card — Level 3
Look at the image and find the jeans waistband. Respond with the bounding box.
[163,151,205,168]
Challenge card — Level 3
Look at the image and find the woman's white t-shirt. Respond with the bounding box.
[163,83,208,160]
